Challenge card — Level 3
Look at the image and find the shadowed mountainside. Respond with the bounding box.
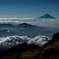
[37,14,55,19]
[0,32,59,59]
[39,32,59,59]
[0,43,41,59]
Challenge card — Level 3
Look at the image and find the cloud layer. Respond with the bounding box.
[0,18,59,28]
[0,35,50,50]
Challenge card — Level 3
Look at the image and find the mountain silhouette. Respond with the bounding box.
[37,14,55,19]
[0,43,40,59]
[0,23,14,27]
[18,23,38,28]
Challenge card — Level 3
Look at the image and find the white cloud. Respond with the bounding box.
[32,18,59,28]
[0,18,34,20]
[0,17,59,28]
[0,35,50,47]
[0,18,34,23]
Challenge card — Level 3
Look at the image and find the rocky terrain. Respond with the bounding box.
[0,32,59,59]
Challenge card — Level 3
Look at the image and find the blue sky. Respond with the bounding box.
[0,0,59,28]
[0,0,59,18]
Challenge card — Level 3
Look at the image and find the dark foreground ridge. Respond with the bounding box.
[0,32,59,59]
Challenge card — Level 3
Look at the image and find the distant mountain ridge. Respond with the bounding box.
[0,23,38,28]
[37,14,55,19]
[0,23,15,27]
[18,23,33,27]
[17,23,39,28]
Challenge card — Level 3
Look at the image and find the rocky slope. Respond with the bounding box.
[39,32,59,59]
[0,32,59,59]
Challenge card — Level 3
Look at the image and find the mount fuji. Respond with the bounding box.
[37,14,55,19]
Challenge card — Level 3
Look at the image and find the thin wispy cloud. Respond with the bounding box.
[0,18,34,24]
[0,21,33,24]
[0,18,34,20]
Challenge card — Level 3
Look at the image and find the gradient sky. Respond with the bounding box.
[0,0,59,18]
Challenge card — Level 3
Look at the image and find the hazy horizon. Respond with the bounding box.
[0,0,59,28]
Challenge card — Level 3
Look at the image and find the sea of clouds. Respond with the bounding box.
[0,18,59,28]
[0,35,50,50]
